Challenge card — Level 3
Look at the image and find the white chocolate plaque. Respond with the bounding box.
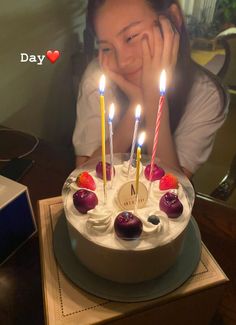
[117,181,148,210]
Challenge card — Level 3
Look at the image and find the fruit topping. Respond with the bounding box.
[96,161,115,181]
[144,163,165,181]
[76,171,96,191]
[73,189,98,214]
[159,192,183,218]
[114,211,143,240]
[159,173,178,190]
[147,215,160,225]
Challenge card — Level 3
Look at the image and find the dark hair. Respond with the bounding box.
[85,0,196,132]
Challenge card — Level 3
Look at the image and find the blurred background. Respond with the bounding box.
[0,0,235,206]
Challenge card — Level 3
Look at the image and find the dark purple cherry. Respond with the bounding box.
[114,211,142,240]
[73,189,98,214]
[96,161,115,181]
[144,163,165,181]
[159,192,183,218]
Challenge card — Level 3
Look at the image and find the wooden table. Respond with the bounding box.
[0,130,235,325]
[193,194,236,325]
[0,130,75,325]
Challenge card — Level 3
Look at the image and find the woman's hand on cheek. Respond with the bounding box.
[99,51,143,106]
[158,16,180,85]
[141,26,163,105]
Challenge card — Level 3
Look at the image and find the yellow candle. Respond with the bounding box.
[99,74,107,201]
[135,132,145,210]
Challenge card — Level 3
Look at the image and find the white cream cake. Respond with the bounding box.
[62,156,195,283]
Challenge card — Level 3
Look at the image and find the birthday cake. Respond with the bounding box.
[62,153,195,283]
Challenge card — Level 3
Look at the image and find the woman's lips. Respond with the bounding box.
[123,68,142,85]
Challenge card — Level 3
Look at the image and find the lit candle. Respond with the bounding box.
[127,104,141,179]
[108,103,115,188]
[149,70,166,189]
[99,74,107,202]
[134,132,145,213]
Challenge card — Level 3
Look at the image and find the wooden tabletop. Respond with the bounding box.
[193,194,236,325]
[0,130,235,325]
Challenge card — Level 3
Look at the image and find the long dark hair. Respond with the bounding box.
[85,0,196,132]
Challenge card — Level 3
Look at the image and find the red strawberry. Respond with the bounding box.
[159,173,178,190]
[76,171,96,191]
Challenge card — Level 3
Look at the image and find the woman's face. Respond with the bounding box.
[94,0,158,87]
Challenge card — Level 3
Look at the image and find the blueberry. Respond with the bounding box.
[148,215,160,225]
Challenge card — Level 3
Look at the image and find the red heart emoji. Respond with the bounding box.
[46,50,60,63]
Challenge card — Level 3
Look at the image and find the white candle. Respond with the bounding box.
[108,103,115,188]
[99,74,107,202]
[127,104,141,179]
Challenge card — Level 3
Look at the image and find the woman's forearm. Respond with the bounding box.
[109,102,139,153]
[78,99,185,177]
[91,101,139,158]
[145,100,181,172]
[76,156,89,167]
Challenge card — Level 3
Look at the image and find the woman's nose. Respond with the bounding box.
[115,47,133,69]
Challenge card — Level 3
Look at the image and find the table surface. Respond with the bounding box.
[0,130,236,325]
[191,48,225,66]
[39,196,228,325]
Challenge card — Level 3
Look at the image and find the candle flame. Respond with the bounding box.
[109,103,115,121]
[135,104,141,120]
[99,74,106,94]
[138,132,145,147]
[160,70,166,95]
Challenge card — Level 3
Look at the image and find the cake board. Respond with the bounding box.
[38,197,229,325]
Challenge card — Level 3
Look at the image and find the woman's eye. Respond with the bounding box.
[101,48,111,53]
[126,33,139,43]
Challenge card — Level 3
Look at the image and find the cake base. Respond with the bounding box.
[66,220,187,283]
[53,213,201,302]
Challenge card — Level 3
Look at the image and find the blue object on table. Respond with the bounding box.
[0,176,37,265]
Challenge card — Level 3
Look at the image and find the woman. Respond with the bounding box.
[73,0,227,178]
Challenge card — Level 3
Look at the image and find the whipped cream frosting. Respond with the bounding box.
[64,161,192,250]
[87,205,113,235]
[121,160,142,179]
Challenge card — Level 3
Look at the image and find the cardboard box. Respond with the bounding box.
[38,197,229,325]
[0,175,37,265]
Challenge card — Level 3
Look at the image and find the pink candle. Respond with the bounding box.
[149,70,166,183]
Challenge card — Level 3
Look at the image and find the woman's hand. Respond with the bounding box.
[99,51,143,106]
[141,16,180,104]
[140,17,180,165]
[158,16,180,84]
